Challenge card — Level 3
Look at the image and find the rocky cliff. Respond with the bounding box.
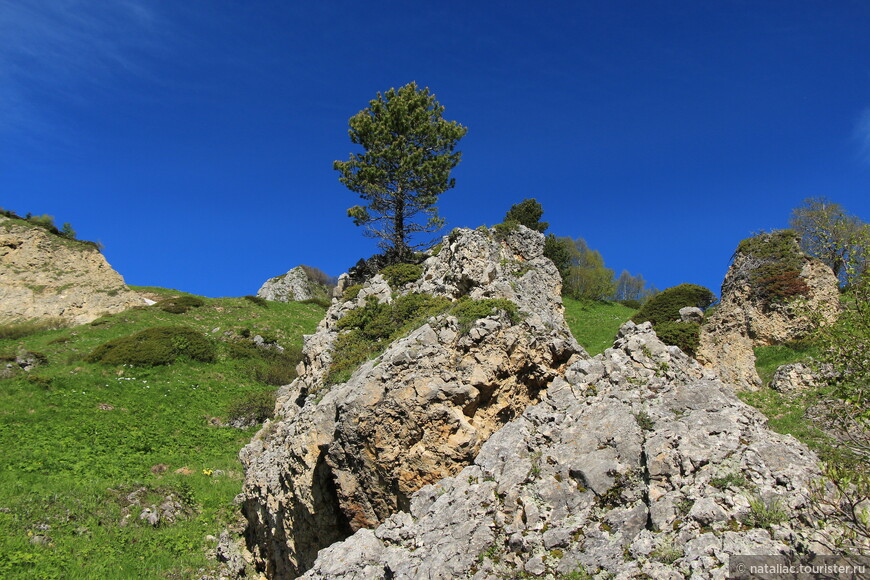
[0,216,142,325]
[697,231,840,389]
[257,266,331,303]
[301,322,839,579]
[238,226,582,577]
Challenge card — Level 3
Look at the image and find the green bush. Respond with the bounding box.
[256,348,304,386]
[342,284,364,302]
[86,326,216,366]
[329,293,449,385]
[300,297,331,308]
[654,321,701,356]
[0,318,67,340]
[326,294,522,387]
[379,263,423,288]
[451,297,520,332]
[632,283,716,326]
[226,390,276,426]
[156,296,205,314]
[243,295,268,308]
[734,231,810,305]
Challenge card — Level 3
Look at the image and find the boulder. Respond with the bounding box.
[239,226,582,577]
[679,306,704,323]
[697,232,840,389]
[256,266,331,303]
[301,322,841,579]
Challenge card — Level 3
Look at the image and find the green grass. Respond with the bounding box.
[753,342,820,386]
[0,292,325,579]
[737,387,839,462]
[562,298,637,356]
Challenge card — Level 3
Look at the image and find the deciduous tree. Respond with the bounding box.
[790,197,869,282]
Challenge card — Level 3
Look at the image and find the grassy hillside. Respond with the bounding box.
[0,290,325,579]
[563,298,637,356]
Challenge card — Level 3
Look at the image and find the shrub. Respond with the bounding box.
[654,321,701,356]
[86,326,216,366]
[342,284,364,302]
[743,494,788,529]
[256,348,304,386]
[632,283,716,326]
[244,295,268,307]
[326,294,521,387]
[0,318,67,340]
[451,297,520,332]
[619,299,643,310]
[300,297,331,308]
[379,263,423,288]
[156,296,205,314]
[327,293,450,385]
[733,231,810,305]
[226,390,276,426]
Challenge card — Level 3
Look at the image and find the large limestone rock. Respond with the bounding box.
[0,216,142,325]
[698,232,840,389]
[302,322,843,579]
[239,226,582,577]
[256,266,330,303]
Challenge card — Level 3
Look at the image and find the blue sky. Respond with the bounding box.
[2,1,869,298]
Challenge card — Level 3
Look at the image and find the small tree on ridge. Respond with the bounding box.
[335,82,467,261]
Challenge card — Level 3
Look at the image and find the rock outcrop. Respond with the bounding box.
[302,322,837,579]
[239,226,582,577]
[257,266,331,303]
[698,232,840,389]
[0,216,142,325]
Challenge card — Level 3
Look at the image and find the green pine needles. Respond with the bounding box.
[335,82,467,261]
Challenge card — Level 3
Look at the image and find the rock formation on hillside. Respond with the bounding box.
[697,231,840,389]
[257,266,331,303]
[301,322,837,579]
[239,226,582,577]
[0,216,142,325]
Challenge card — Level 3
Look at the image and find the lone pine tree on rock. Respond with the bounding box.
[334,82,467,262]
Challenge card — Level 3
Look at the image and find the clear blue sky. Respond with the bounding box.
[3,1,869,298]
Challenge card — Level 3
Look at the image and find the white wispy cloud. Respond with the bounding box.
[0,0,164,137]
[857,107,870,165]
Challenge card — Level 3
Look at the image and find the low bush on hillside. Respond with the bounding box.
[86,326,216,366]
[342,284,364,302]
[156,296,205,314]
[630,283,714,356]
[632,284,716,326]
[0,318,67,340]
[226,390,276,426]
[654,321,701,356]
[244,295,268,307]
[379,263,423,288]
[300,297,331,308]
[326,294,521,387]
[733,231,810,305]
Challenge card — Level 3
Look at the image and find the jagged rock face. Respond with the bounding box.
[698,238,840,389]
[0,217,142,325]
[257,266,330,303]
[239,226,582,578]
[302,322,831,579]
